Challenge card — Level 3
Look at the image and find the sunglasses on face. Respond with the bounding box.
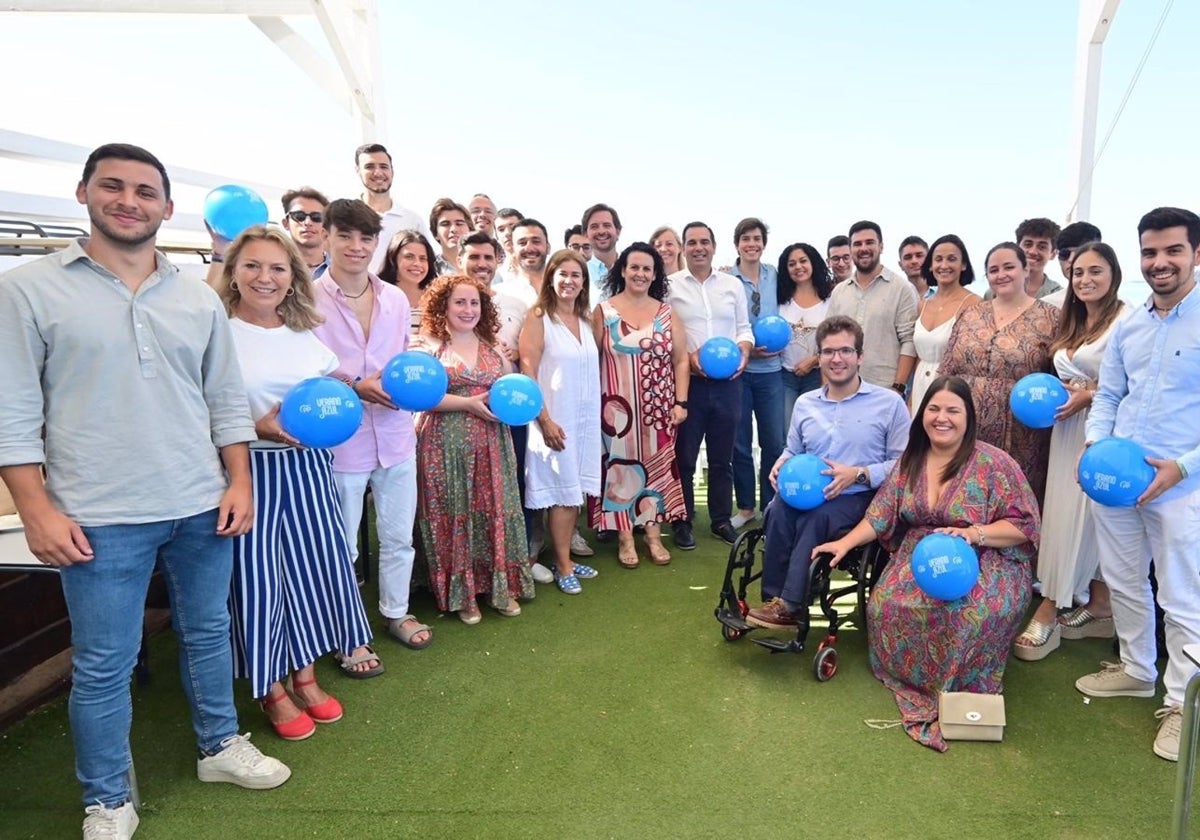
[287,210,324,224]
[1057,248,1074,261]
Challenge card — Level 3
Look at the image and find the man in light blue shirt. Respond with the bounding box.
[582,202,620,302]
[1075,206,1200,764]
[746,315,909,630]
[729,217,784,531]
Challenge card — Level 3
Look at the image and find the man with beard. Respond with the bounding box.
[826,220,917,392]
[0,143,290,840]
[746,315,908,630]
[582,202,621,300]
[1075,206,1200,764]
[353,142,432,273]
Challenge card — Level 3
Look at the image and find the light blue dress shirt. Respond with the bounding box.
[1086,284,1200,502]
[732,261,781,374]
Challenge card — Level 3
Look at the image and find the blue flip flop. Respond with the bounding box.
[572,563,599,580]
[555,573,582,595]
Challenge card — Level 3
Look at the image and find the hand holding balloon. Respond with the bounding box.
[255,404,301,447]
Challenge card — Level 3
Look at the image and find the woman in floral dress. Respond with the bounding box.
[815,376,1040,752]
[414,274,533,624]
[590,243,689,568]
[938,242,1060,504]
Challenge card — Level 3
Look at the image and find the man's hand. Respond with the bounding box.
[216,478,254,537]
[1138,457,1185,506]
[21,505,93,567]
[821,459,858,499]
[768,456,788,492]
[354,372,398,410]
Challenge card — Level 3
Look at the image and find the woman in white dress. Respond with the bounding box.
[520,249,602,595]
[775,243,832,422]
[1014,242,1126,660]
[911,234,980,413]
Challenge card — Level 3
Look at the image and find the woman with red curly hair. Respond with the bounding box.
[413,274,534,623]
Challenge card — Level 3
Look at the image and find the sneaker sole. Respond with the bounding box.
[198,764,292,789]
[1154,741,1180,761]
[1074,680,1156,699]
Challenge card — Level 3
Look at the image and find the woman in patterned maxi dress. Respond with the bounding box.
[589,243,689,568]
[815,376,1040,752]
[415,274,533,624]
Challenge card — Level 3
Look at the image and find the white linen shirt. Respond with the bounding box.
[667,269,754,353]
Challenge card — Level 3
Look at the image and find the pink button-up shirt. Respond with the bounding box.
[312,273,415,472]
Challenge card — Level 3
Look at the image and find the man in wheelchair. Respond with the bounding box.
[745,315,910,630]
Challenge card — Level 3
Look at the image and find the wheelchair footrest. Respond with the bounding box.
[751,636,805,654]
[716,610,754,632]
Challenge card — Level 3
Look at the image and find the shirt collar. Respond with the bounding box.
[61,237,177,277]
[1144,281,1200,317]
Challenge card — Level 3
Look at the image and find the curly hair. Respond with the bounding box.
[418,273,500,345]
[217,225,322,331]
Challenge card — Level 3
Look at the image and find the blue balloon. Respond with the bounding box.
[911,533,979,601]
[279,377,363,449]
[204,184,270,241]
[489,374,544,425]
[698,337,740,379]
[776,454,832,511]
[752,315,791,354]
[382,351,448,411]
[1009,372,1068,429]
[1077,437,1156,507]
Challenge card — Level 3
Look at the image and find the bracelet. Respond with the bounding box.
[972,525,986,546]
[675,400,689,409]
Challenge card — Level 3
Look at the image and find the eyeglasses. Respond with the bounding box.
[287,210,324,224]
[829,255,852,263]
[751,289,761,317]
[818,347,859,358]
[1057,248,1075,261]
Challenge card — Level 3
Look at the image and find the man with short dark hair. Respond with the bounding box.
[1075,206,1200,763]
[0,142,290,840]
[1002,217,1063,300]
[582,202,621,298]
[826,221,918,392]
[281,186,329,276]
[312,198,432,656]
[827,235,852,283]
[747,315,909,630]
[565,224,593,260]
[494,207,524,284]
[897,235,929,299]
[353,142,433,272]
[458,230,501,287]
[669,221,754,548]
[729,217,784,533]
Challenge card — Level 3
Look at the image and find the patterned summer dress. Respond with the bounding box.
[415,342,533,612]
[589,300,687,530]
[866,442,1040,752]
[938,300,1060,504]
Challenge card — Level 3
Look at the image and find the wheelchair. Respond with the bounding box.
[714,526,887,681]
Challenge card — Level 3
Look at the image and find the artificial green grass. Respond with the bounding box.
[0,517,1189,839]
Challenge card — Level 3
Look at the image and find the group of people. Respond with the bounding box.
[1,142,1198,840]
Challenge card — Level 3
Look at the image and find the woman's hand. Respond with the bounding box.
[1054,381,1094,421]
[464,392,500,422]
[538,416,567,451]
[932,525,977,544]
[670,405,688,426]
[255,404,302,447]
[793,354,819,376]
[811,538,851,568]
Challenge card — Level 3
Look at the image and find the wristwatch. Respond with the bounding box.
[674,400,689,409]
[855,468,869,486]
[891,382,907,397]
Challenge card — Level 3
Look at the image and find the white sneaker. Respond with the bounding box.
[570,531,594,556]
[531,562,554,584]
[83,801,138,840]
[731,511,758,529]
[1154,705,1183,762]
[197,733,291,789]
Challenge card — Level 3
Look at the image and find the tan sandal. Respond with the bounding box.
[1012,618,1061,661]
[645,538,671,565]
[618,538,640,569]
[1059,606,1115,640]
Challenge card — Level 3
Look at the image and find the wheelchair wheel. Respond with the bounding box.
[722,624,745,642]
[813,645,838,681]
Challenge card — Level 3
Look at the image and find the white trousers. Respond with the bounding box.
[1094,491,1200,705]
[335,457,418,620]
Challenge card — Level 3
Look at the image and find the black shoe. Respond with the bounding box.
[672,521,696,550]
[710,522,738,545]
[595,529,616,544]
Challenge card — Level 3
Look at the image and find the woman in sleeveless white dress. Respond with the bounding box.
[910,235,980,413]
[520,250,602,594]
[1014,242,1128,661]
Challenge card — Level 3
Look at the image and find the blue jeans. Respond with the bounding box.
[781,368,822,431]
[733,370,785,513]
[61,509,240,807]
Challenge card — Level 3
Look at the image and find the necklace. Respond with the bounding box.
[343,281,371,300]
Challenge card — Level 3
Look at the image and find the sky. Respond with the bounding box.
[0,0,1195,302]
